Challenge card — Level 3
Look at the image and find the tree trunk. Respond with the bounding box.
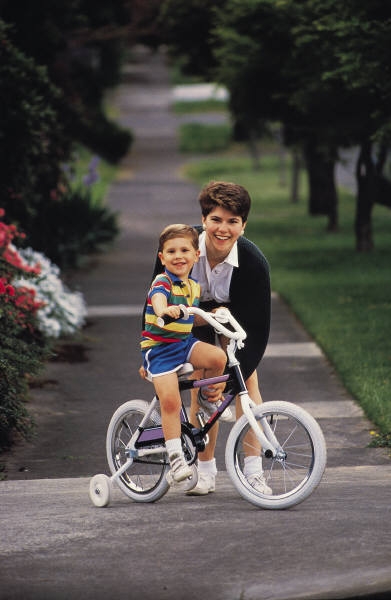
[355,141,374,251]
[290,148,301,204]
[247,127,261,171]
[304,140,339,231]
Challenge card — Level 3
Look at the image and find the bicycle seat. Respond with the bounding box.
[177,362,194,380]
[145,362,194,382]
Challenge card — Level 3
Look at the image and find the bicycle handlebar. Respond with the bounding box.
[156,308,187,327]
[157,304,247,347]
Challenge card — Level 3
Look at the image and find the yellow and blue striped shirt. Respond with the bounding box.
[141,269,200,350]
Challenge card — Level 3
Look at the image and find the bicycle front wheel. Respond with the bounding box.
[225,400,326,509]
[106,399,170,503]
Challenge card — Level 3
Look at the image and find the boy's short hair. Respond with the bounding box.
[198,181,251,222]
[158,224,199,252]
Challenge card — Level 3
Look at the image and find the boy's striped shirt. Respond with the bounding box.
[141,270,200,350]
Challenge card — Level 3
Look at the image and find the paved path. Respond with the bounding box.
[1,46,390,600]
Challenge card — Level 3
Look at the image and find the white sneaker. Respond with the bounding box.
[186,472,216,495]
[246,472,272,495]
[197,390,234,423]
[166,453,193,485]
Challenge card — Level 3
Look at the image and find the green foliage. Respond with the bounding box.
[1,0,131,126]
[76,111,132,165]
[0,215,52,450]
[32,186,119,270]
[0,21,72,232]
[159,0,227,78]
[184,152,391,439]
[179,122,232,153]
[165,0,391,151]
[0,330,50,450]
[0,23,126,270]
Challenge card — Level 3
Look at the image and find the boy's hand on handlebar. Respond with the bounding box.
[160,305,182,320]
[156,304,188,327]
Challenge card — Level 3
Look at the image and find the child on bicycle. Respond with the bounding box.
[140,224,227,485]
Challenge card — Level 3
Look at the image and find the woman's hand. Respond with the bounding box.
[201,381,226,402]
[194,305,228,328]
[139,365,147,380]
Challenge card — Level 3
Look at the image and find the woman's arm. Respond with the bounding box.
[230,237,271,380]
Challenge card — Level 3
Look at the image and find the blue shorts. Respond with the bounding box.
[142,335,200,378]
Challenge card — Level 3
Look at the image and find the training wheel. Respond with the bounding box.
[89,474,111,507]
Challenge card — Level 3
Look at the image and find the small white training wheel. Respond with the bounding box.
[89,474,111,507]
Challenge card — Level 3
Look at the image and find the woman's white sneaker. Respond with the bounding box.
[246,472,272,495]
[186,472,216,495]
[197,390,234,422]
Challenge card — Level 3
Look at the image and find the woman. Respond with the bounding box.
[148,181,271,495]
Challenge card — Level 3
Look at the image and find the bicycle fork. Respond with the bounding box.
[239,392,286,460]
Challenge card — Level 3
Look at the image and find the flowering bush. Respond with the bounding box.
[13,248,87,339]
[0,209,49,449]
[0,210,43,334]
[0,208,87,450]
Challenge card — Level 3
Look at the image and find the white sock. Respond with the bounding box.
[243,455,263,476]
[165,438,182,459]
[198,458,217,477]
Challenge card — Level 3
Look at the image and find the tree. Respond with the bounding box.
[214,0,391,247]
[159,0,226,78]
[0,0,132,162]
[0,21,71,235]
[213,0,343,230]
[300,0,391,250]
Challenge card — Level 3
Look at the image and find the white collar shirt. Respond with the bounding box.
[191,231,238,302]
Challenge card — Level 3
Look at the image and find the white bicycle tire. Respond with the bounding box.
[225,400,327,509]
[106,399,170,503]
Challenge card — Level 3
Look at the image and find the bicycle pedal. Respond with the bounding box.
[196,410,209,446]
[196,411,209,446]
[196,410,207,427]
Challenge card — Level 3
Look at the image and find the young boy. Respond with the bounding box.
[140,224,227,485]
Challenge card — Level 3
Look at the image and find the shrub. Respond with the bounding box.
[0,208,89,449]
[76,111,133,165]
[0,23,121,270]
[32,185,120,270]
[0,21,72,238]
[13,248,87,339]
[0,210,51,449]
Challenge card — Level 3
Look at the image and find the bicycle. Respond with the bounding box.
[89,306,327,510]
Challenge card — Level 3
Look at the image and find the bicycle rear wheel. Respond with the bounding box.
[225,400,326,509]
[106,399,170,503]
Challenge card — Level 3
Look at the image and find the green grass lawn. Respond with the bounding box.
[178,122,233,153]
[184,152,391,444]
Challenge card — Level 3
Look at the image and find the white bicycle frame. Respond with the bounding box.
[184,306,282,458]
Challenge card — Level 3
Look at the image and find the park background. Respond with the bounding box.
[0,0,390,471]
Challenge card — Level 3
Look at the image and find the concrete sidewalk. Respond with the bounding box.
[1,46,390,600]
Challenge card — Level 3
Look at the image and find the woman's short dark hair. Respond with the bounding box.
[198,181,251,222]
